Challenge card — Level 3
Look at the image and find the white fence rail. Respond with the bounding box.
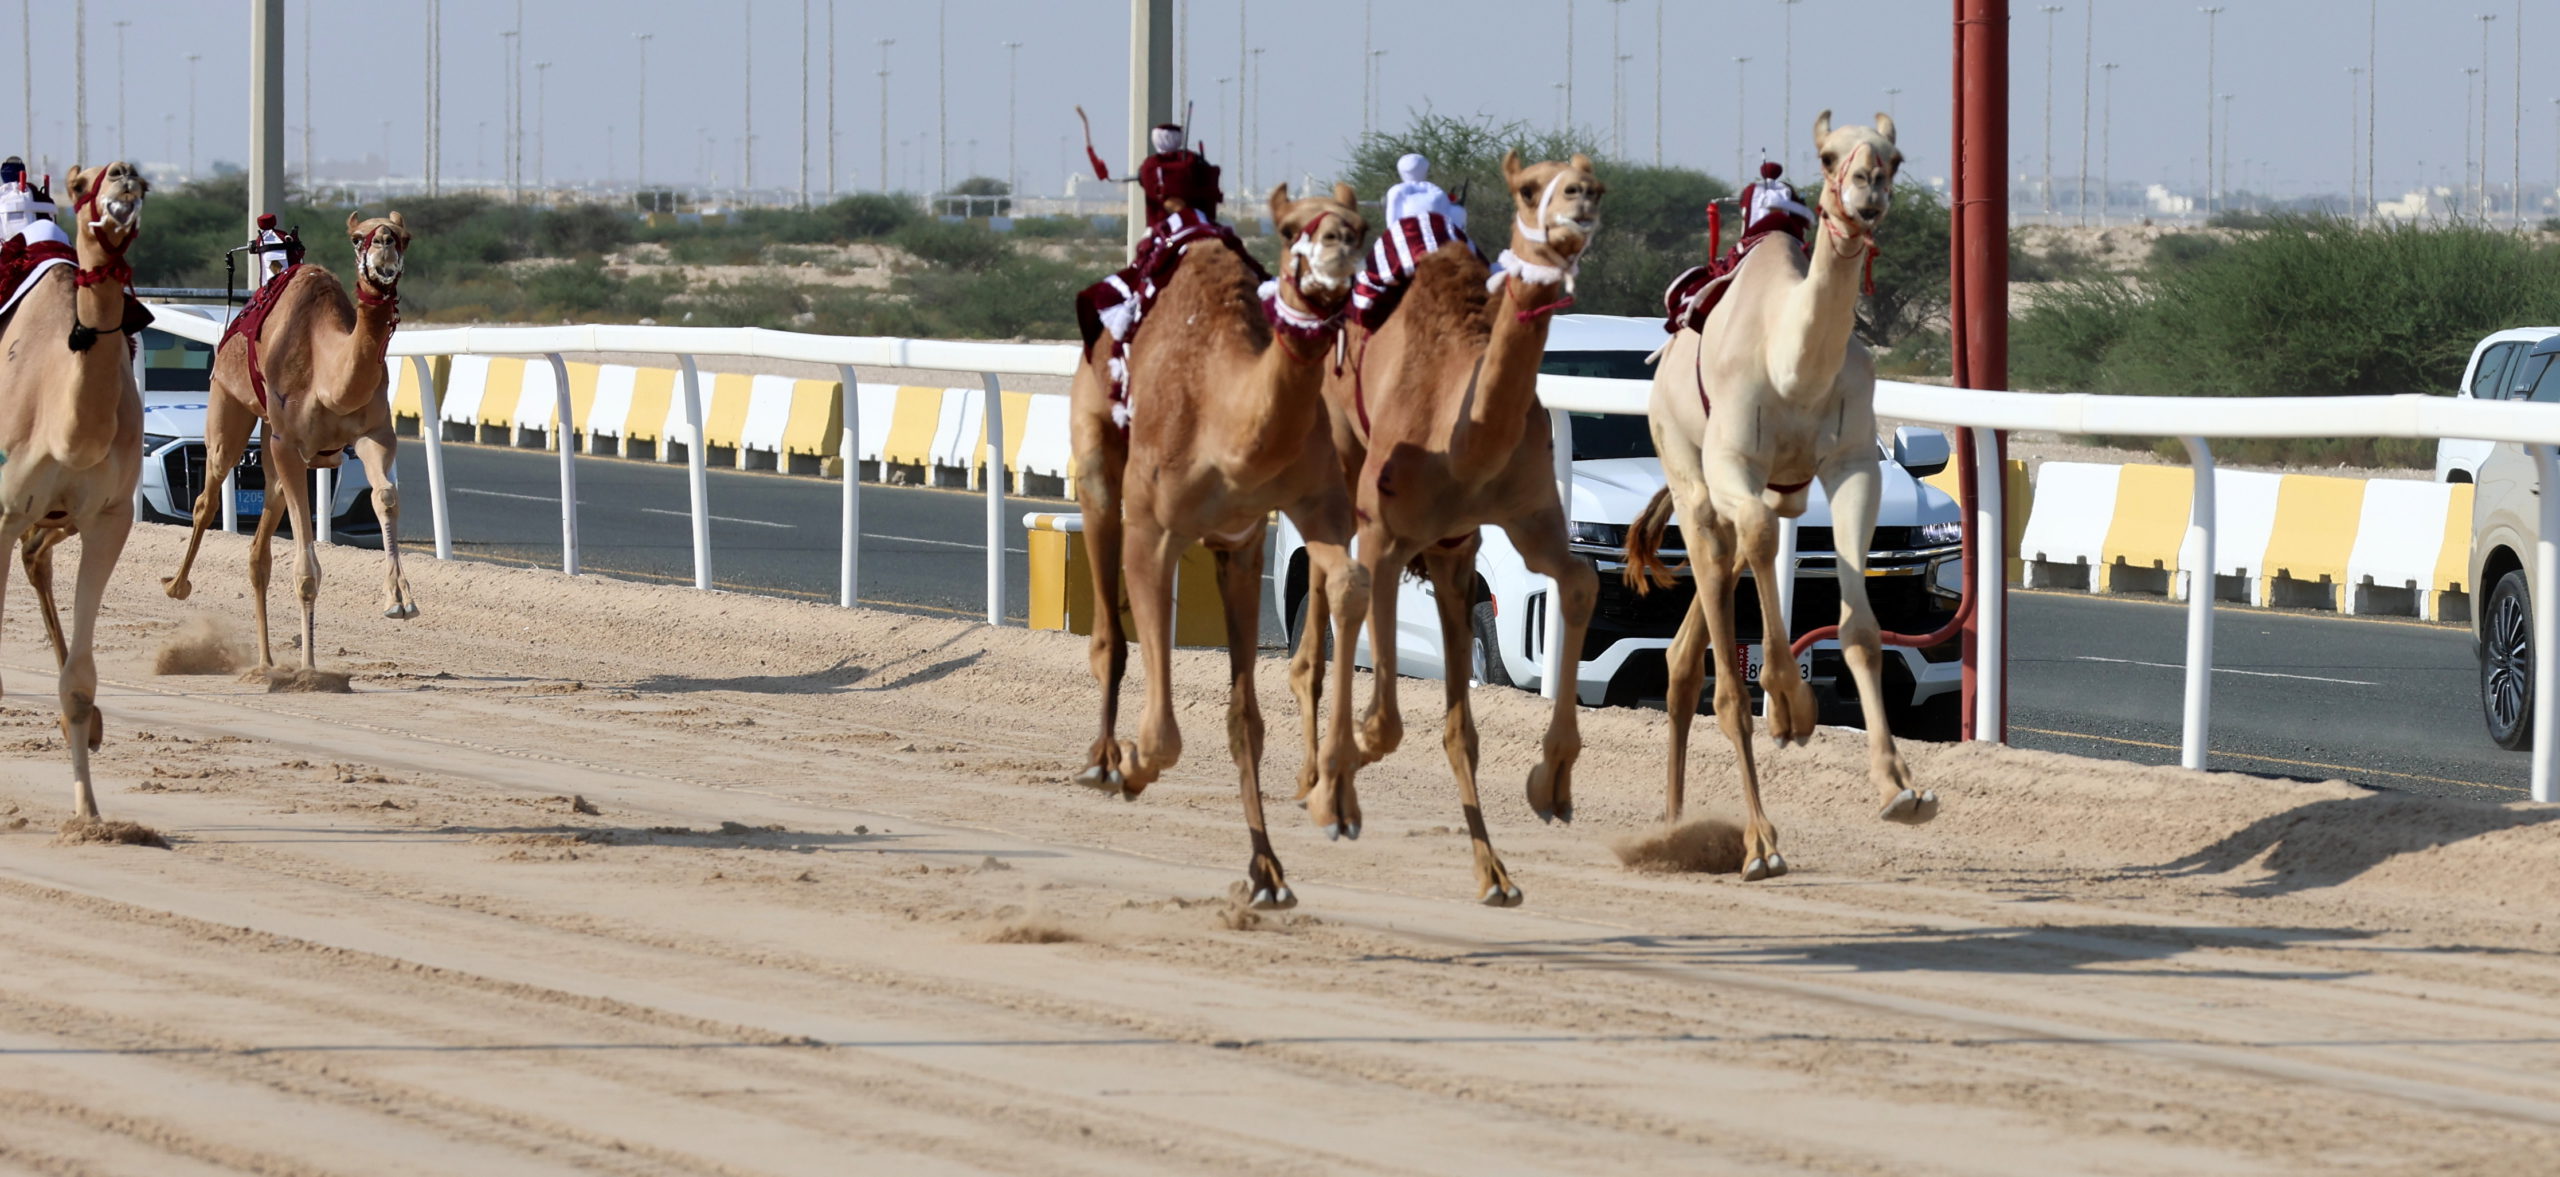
[147,312,2560,801]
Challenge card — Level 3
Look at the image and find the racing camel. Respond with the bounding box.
[0,162,149,819]
[162,211,417,671]
[1293,151,1606,907]
[1624,112,1938,882]
[1067,184,1371,909]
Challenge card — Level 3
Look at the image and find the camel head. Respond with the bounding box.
[63,161,147,256]
[347,209,410,289]
[1268,182,1368,312]
[1500,150,1604,261]
[1812,111,1902,231]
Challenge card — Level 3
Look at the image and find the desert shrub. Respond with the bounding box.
[2148,232,2225,270]
[1861,182,1951,345]
[1010,215,1092,239]
[899,252,1083,338]
[815,192,916,239]
[892,219,1008,272]
[536,204,636,256]
[2009,236,2099,283]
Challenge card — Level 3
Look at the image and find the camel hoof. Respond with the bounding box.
[1481,884,1524,908]
[1743,856,1771,882]
[1251,886,1297,911]
[1881,788,1939,825]
[385,603,419,620]
[1072,765,1129,797]
[1764,852,1788,878]
[1323,819,1359,842]
[160,575,192,601]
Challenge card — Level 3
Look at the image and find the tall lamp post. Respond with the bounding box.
[1003,40,1024,199]
[2345,66,2363,218]
[876,39,893,193]
[2198,6,2222,217]
[534,61,550,194]
[112,18,127,162]
[634,33,653,205]
[1731,56,1750,185]
[185,53,202,179]
[2039,4,2061,218]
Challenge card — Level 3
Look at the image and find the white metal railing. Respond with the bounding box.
[147,310,2560,801]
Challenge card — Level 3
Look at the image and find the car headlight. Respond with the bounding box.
[1568,521,1627,549]
[1915,520,1964,548]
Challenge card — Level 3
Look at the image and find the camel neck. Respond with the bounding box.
[1773,213,1871,398]
[1450,272,1563,484]
[1215,320,1334,489]
[317,288,399,412]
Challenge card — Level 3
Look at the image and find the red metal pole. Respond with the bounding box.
[1955,0,2010,742]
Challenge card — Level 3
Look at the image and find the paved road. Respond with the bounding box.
[217,439,2523,805]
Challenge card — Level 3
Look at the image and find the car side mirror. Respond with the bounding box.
[1893,426,1951,477]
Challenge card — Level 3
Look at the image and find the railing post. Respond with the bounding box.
[314,466,333,544]
[982,371,1006,625]
[1764,517,1799,720]
[2179,436,2216,771]
[547,353,580,576]
[410,354,452,560]
[2533,444,2559,802]
[1543,408,1573,701]
[677,354,713,590]
[838,363,861,608]
[221,467,239,534]
[1971,426,2007,742]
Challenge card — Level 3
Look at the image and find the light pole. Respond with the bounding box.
[1003,40,1024,199]
[1370,49,1388,136]
[2198,6,2222,217]
[1732,56,1750,185]
[2465,67,2479,218]
[634,34,653,198]
[2477,13,2497,220]
[1607,0,1626,158]
[2100,63,2117,224]
[21,0,30,164]
[535,61,550,194]
[826,0,837,199]
[1653,0,1663,164]
[2512,0,2523,230]
[1361,0,1372,137]
[937,0,949,195]
[800,0,810,208]
[1782,0,1800,174]
[2346,66,2363,217]
[1251,46,1266,195]
[499,29,517,200]
[1564,0,1575,130]
[2079,0,2094,225]
[2367,0,2377,220]
[742,1,754,202]
[2220,92,2234,211]
[511,0,524,202]
[2040,4,2061,218]
[185,53,201,179]
[112,18,127,162]
[72,0,83,166]
[876,39,892,193]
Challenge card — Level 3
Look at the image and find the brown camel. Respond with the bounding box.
[0,162,149,819]
[1291,151,1606,906]
[163,211,417,671]
[1065,183,1371,908]
[1624,112,1936,882]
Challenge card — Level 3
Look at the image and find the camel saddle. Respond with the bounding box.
[1076,210,1269,427]
[0,232,151,353]
[1660,211,1811,336]
[222,263,306,410]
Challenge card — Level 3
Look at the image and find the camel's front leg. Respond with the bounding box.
[354,430,417,620]
[1286,488,1370,840]
[1503,506,1595,826]
[61,501,131,819]
[1211,539,1294,909]
[163,389,256,601]
[1118,516,1182,795]
[1695,545,1785,879]
[268,443,325,670]
[1658,490,1731,824]
[245,455,288,671]
[1068,379,1132,792]
[21,528,71,667]
[1354,523,1410,767]
[1285,549,1330,803]
[1823,453,1938,825]
[1717,477,1816,748]
[1424,544,1521,906]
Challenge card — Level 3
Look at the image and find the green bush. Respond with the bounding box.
[1862,182,1950,346]
[2148,232,2225,270]
[537,204,636,257]
[816,192,916,238]
[892,219,1008,272]
[1011,215,1093,239]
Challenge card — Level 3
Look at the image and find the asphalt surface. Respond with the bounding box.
[160,438,2523,805]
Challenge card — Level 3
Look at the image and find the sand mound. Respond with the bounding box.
[1611,819,1747,874]
[152,616,246,675]
[54,817,171,849]
[981,915,1080,944]
[258,667,354,694]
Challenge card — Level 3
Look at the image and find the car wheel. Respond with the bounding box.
[2483,569,2535,751]
[1470,600,1513,689]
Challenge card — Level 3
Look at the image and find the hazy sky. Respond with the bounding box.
[14,1,2555,205]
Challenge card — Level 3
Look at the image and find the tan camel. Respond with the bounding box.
[1624,112,1937,882]
[163,211,417,671]
[1065,184,1371,908]
[0,162,149,819]
[1291,152,1606,907]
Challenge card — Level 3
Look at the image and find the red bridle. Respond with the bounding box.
[69,179,134,290]
[352,225,405,326]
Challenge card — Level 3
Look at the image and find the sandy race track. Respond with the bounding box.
[2,526,2557,1176]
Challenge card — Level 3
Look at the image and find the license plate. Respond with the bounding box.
[235,489,263,518]
[1740,642,1814,683]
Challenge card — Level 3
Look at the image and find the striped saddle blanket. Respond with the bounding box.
[1349,212,1473,330]
[1074,209,1269,428]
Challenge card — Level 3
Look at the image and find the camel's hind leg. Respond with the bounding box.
[1285,556,1329,804]
[1287,519,1369,840]
[355,430,417,620]
[1069,362,1133,792]
[22,528,72,667]
[1508,503,1597,828]
[1423,543,1521,906]
[60,502,131,819]
[164,385,257,601]
[244,449,295,672]
[268,446,324,670]
[1823,453,1938,825]
[1212,539,1294,909]
[1117,516,1183,795]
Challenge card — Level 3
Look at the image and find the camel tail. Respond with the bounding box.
[1622,487,1684,596]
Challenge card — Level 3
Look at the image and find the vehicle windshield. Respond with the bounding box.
[1542,349,1659,460]
[142,328,215,393]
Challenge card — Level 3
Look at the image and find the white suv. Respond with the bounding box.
[2470,333,2560,748]
[1272,314,1968,737]
[2440,327,2560,482]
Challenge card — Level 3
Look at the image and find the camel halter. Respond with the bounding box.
[66,180,137,352]
[354,225,405,327]
[1818,144,1884,296]
[1261,212,1350,360]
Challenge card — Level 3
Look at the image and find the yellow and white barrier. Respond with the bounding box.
[2017,461,2472,617]
[1024,512,1226,646]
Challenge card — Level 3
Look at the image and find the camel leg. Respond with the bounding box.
[162,390,256,601]
[22,529,71,667]
[1285,553,1329,803]
[1658,489,1731,823]
[1507,504,1596,827]
[1823,454,1938,825]
[1423,544,1522,906]
[270,446,324,670]
[1695,545,1784,880]
[355,430,418,620]
[1354,524,1409,767]
[1118,516,1182,795]
[1721,485,1817,749]
[1211,538,1294,909]
[1069,380,1132,792]
[245,453,291,672]
[60,503,130,819]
